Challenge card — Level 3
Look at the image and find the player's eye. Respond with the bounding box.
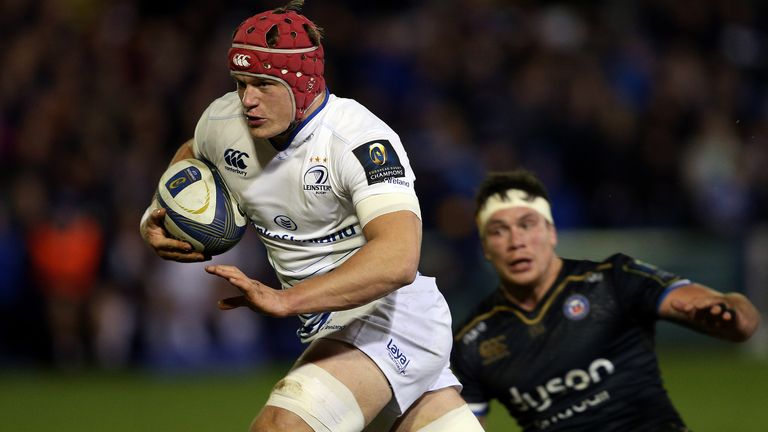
[519,216,538,230]
[487,225,506,237]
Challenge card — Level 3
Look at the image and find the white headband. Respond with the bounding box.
[476,189,553,233]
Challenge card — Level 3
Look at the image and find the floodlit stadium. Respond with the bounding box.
[1,1,766,431]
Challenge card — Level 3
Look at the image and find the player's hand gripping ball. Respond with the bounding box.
[157,159,247,255]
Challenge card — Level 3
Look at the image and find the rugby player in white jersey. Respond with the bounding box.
[139,1,483,431]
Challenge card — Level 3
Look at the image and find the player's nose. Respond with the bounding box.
[507,228,525,250]
[241,85,260,107]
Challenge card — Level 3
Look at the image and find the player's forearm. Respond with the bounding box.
[281,240,418,314]
[170,139,195,165]
[683,292,761,342]
[280,221,420,315]
[662,284,762,342]
[718,292,761,342]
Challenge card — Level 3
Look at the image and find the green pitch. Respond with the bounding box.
[1,349,766,431]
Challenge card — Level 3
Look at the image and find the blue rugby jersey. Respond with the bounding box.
[452,253,690,432]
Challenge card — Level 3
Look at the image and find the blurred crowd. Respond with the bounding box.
[1,0,766,370]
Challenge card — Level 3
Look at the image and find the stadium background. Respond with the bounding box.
[1,0,766,430]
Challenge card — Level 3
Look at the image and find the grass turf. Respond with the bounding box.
[1,349,766,431]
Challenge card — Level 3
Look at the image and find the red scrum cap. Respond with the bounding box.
[228,2,325,122]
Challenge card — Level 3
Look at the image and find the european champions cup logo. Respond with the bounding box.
[169,178,186,189]
[368,143,387,166]
[352,139,403,186]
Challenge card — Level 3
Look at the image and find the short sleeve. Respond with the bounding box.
[332,135,418,208]
[609,253,690,321]
[192,104,213,160]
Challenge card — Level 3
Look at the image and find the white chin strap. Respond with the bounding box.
[476,189,553,232]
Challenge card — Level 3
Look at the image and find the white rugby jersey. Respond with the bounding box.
[192,90,420,337]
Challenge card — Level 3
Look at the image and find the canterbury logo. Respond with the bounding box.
[224,149,250,169]
[232,54,251,68]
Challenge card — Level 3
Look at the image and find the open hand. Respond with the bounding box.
[670,297,737,334]
[205,264,289,317]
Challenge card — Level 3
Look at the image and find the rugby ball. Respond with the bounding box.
[157,158,247,255]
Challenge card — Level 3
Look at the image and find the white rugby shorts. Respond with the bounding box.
[311,275,461,415]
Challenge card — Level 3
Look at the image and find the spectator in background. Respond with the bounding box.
[451,169,761,431]
[682,110,752,234]
[27,199,104,369]
[0,199,26,362]
[142,233,266,371]
[0,199,24,310]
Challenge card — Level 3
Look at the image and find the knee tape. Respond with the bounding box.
[416,404,484,432]
[266,363,365,432]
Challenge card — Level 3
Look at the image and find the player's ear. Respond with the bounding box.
[480,237,492,261]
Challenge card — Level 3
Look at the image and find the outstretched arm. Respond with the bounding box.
[658,283,761,342]
[205,209,421,317]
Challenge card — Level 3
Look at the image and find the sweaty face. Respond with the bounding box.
[233,74,294,139]
[481,207,558,289]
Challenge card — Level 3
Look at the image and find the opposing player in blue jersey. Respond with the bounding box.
[452,169,760,432]
[139,1,482,431]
